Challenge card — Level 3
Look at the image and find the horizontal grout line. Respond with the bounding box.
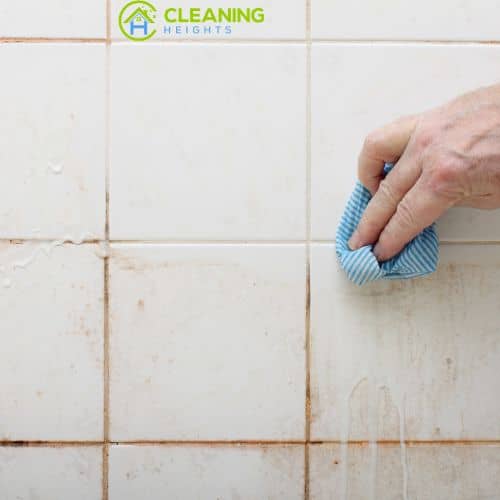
[2,239,500,246]
[0,239,101,245]
[313,38,500,45]
[2,439,500,448]
[309,240,500,245]
[0,37,106,43]
[109,440,305,446]
[0,441,102,447]
[111,38,306,44]
[310,440,500,446]
[110,239,308,244]
[2,37,500,46]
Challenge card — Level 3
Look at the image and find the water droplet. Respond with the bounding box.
[48,160,63,175]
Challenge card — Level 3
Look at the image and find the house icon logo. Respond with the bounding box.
[119,1,157,41]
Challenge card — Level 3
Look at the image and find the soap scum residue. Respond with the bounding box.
[1,232,96,290]
[339,377,409,500]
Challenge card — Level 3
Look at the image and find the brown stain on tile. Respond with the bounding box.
[137,299,145,310]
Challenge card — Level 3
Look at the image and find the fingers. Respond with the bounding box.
[373,178,454,261]
[358,115,418,194]
[348,149,422,250]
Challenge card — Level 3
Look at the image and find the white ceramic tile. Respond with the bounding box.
[310,244,500,441]
[111,0,305,41]
[311,44,500,242]
[0,0,105,38]
[109,244,306,440]
[0,446,102,500]
[0,44,105,240]
[110,44,306,240]
[310,444,500,500]
[0,243,103,440]
[310,444,402,500]
[312,0,499,40]
[109,445,304,499]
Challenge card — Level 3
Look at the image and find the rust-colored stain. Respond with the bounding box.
[0,37,106,43]
[137,299,145,310]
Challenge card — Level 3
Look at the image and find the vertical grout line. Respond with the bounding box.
[304,1,312,499]
[103,1,111,499]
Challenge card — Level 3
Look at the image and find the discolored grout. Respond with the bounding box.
[109,440,306,446]
[0,37,106,43]
[102,2,112,500]
[304,1,312,498]
[2,439,500,447]
[2,238,500,246]
[0,441,102,447]
[2,37,500,46]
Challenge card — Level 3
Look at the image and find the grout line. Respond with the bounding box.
[0,441,102,447]
[0,37,106,43]
[2,439,500,447]
[103,2,111,499]
[304,1,312,498]
[110,38,306,44]
[2,238,500,246]
[109,239,309,245]
[308,240,500,246]
[309,439,500,446]
[2,37,500,45]
[312,38,500,45]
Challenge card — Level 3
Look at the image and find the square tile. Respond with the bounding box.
[310,444,500,500]
[0,243,104,440]
[109,244,306,440]
[310,444,402,500]
[0,446,102,500]
[109,445,304,499]
[310,244,500,441]
[110,44,306,240]
[311,44,500,242]
[0,0,105,38]
[0,44,106,240]
[312,0,499,40]
[111,0,305,40]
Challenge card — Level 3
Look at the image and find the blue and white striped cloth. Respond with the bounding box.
[336,164,439,286]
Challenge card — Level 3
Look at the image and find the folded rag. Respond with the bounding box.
[336,164,439,286]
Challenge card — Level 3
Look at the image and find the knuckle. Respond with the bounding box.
[394,197,416,229]
[377,178,399,206]
[362,129,386,155]
[412,121,436,152]
[425,153,463,197]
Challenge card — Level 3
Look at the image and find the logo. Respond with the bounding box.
[118,3,265,40]
[119,1,158,41]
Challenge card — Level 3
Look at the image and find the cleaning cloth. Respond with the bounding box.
[336,164,439,285]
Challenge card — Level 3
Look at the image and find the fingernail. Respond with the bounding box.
[373,243,385,261]
[348,230,362,250]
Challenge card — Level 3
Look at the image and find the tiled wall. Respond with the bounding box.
[1,1,500,499]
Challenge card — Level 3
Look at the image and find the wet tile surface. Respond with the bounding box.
[310,244,500,441]
[310,444,500,499]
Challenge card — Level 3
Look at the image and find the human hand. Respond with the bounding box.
[348,83,500,261]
